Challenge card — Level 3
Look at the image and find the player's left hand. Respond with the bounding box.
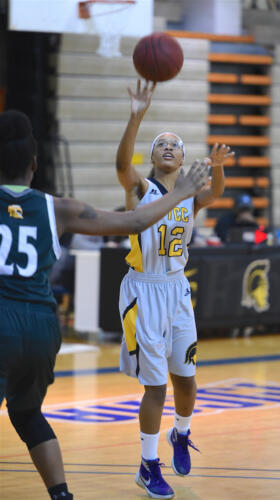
[210,143,235,167]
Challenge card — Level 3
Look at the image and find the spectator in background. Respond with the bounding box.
[215,193,259,243]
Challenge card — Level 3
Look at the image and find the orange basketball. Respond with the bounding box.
[133,32,184,82]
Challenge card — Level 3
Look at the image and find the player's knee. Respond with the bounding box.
[171,374,197,394]
[144,384,167,406]
[8,407,56,450]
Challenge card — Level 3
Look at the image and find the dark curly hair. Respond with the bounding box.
[0,110,36,181]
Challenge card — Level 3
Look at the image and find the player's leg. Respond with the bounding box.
[30,439,72,500]
[167,278,199,476]
[8,406,73,499]
[136,384,176,498]
[139,384,166,434]
[136,382,175,499]
[4,304,73,499]
[30,438,65,488]
[119,273,174,498]
[170,372,197,424]
[167,373,199,476]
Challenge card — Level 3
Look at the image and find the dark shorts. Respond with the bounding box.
[0,299,61,411]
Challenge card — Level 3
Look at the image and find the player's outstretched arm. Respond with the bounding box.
[54,159,209,238]
[194,143,235,216]
[116,80,156,204]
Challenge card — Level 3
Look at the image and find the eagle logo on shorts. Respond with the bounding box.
[8,204,24,219]
[241,259,270,313]
[184,341,197,365]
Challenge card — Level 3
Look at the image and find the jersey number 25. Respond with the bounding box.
[0,224,38,277]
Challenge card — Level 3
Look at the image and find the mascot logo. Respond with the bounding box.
[8,204,24,219]
[184,341,197,365]
[241,259,270,313]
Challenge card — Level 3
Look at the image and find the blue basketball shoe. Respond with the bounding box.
[135,457,174,499]
[167,428,199,476]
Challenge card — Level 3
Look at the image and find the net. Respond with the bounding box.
[78,0,136,57]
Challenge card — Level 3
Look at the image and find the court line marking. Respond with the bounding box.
[54,354,280,377]
[59,343,99,355]
[2,377,279,414]
[1,462,279,472]
[0,469,279,480]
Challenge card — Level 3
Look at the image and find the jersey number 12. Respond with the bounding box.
[158,224,184,257]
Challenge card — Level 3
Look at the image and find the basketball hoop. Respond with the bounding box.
[78,0,136,57]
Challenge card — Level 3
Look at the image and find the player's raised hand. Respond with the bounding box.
[174,159,210,200]
[128,79,156,118]
[210,142,235,167]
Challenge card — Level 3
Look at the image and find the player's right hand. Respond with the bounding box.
[128,79,156,118]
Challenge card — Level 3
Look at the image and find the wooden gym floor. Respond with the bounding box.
[1,334,280,499]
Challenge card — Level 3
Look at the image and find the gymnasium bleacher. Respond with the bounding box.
[56,27,276,232]
[56,34,209,227]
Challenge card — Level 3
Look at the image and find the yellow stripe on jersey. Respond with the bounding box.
[125,234,143,272]
[123,297,138,354]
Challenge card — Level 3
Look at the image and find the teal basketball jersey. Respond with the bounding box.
[0,186,61,307]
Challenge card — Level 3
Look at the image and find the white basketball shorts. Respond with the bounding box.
[119,268,197,386]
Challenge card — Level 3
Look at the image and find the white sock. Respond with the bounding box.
[174,412,192,435]
[140,431,160,460]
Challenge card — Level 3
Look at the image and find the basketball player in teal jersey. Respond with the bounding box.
[116,80,235,499]
[0,110,209,500]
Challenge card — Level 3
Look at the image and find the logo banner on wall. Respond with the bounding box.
[99,246,280,333]
[191,247,280,328]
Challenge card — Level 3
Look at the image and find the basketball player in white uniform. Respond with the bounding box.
[116,80,234,499]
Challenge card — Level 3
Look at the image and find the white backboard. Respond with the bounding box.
[9,0,153,37]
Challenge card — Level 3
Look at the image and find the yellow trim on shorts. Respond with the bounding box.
[123,298,138,354]
[125,235,143,272]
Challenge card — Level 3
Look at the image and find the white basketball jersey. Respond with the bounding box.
[126,179,194,274]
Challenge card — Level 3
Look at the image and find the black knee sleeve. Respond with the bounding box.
[8,406,56,450]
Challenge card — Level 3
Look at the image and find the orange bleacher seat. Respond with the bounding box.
[210,198,235,209]
[238,157,270,167]
[208,135,270,146]
[208,73,271,86]
[223,157,236,167]
[208,73,238,83]
[167,31,255,43]
[209,197,269,209]
[204,216,268,228]
[239,115,271,126]
[208,53,273,65]
[255,178,270,188]
[207,114,237,125]
[204,218,217,228]
[208,115,270,126]
[255,217,269,226]
[240,74,271,86]
[214,157,270,168]
[208,94,271,105]
[225,177,269,188]
[253,198,269,208]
